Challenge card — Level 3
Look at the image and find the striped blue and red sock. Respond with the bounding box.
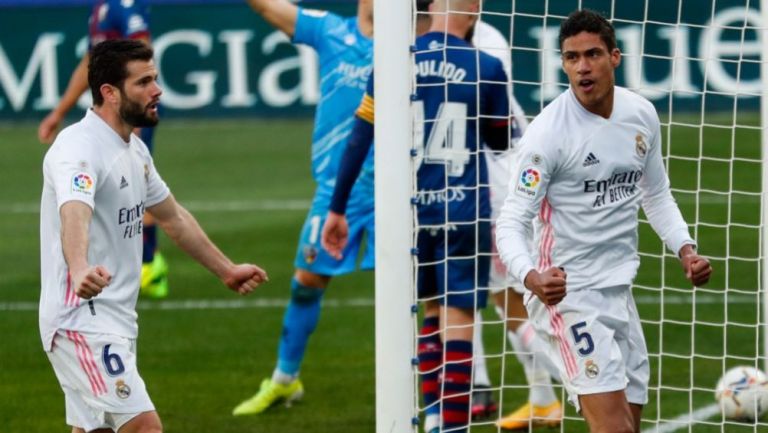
[442,340,473,433]
[418,316,442,420]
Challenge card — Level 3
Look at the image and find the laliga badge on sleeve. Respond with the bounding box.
[515,166,541,200]
[72,172,94,195]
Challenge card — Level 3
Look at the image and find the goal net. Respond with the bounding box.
[374,0,768,432]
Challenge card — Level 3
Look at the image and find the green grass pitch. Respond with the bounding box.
[0,114,764,432]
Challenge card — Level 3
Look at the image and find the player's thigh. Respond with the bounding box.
[622,294,650,407]
[346,203,375,270]
[525,288,630,407]
[293,207,357,276]
[437,222,490,310]
[417,228,439,302]
[47,331,154,432]
[117,411,162,433]
[579,390,635,433]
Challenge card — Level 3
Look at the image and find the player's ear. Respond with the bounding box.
[610,48,621,68]
[100,83,120,106]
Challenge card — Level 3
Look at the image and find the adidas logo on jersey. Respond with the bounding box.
[583,152,600,167]
[120,176,129,189]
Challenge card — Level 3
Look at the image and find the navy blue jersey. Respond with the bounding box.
[411,32,509,224]
[88,0,151,48]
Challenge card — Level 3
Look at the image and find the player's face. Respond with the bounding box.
[118,59,162,128]
[561,31,621,118]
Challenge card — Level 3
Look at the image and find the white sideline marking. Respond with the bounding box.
[0,294,755,312]
[641,403,720,433]
[0,199,311,215]
[0,297,374,312]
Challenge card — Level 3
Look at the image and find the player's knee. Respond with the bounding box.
[290,278,324,304]
[593,419,634,433]
[294,270,330,289]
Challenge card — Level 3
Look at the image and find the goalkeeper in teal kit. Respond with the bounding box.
[233,0,374,416]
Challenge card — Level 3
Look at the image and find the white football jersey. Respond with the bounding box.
[472,20,529,220]
[496,87,695,292]
[39,109,170,351]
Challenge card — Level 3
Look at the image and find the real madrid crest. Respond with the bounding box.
[531,154,543,165]
[115,379,131,399]
[585,360,600,379]
[635,134,647,157]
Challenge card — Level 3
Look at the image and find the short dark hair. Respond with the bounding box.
[559,9,616,52]
[88,39,154,106]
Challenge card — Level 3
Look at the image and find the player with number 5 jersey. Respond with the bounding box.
[495,10,712,433]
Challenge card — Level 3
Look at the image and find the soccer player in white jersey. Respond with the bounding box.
[495,10,712,433]
[469,19,563,429]
[39,39,268,433]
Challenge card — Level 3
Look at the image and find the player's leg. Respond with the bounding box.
[47,331,156,433]
[115,411,162,433]
[494,288,561,430]
[234,206,364,415]
[438,222,490,433]
[470,308,497,420]
[138,125,168,299]
[579,391,635,433]
[420,299,442,433]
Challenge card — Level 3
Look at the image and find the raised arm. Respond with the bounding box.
[148,194,268,294]
[38,55,90,144]
[60,201,112,299]
[245,0,299,38]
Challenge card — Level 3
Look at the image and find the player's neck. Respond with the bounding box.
[357,9,373,37]
[92,105,133,142]
[577,87,615,119]
[429,17,472,40]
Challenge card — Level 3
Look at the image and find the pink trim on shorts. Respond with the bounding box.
[546,305,579,380]
[66,330,107,396]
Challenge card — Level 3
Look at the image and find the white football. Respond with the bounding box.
[715,365,768,421]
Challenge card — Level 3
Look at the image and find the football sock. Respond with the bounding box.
[142,224,157,264]
[472,310,491,387]
[442,340,473,433]
[276,278,324,377]
[418,316,442,419]
[510,321,557,406]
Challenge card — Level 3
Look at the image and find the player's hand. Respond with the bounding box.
[222,264,268,295]
[321,211,348,260]
[681,253,712,287]
[38,112,63,144]
[524,267,567,306]
[72,265,112,299]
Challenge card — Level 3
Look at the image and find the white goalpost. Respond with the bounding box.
[376,0,768,432]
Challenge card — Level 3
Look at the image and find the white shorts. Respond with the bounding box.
[525,285,649,411]
[486,224,524,295]
[46,330,155,432]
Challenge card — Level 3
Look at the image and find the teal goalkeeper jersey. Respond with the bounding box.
[293,8,373,209]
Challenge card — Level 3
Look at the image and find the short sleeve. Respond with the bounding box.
[45,149,98,211]
[482,58,510,119]
[141,152,170,207]
[292,7,342,51]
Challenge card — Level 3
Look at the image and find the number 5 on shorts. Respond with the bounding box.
[103,344,126,376]
[570,321,595,356]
